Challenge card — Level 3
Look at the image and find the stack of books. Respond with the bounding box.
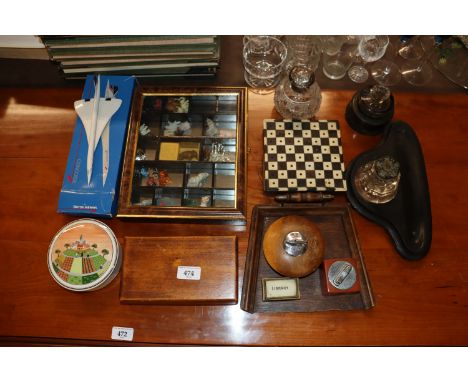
[41,35,220,79]
[0,35,49,60]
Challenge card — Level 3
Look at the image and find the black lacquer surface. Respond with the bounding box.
[346,121,432,260]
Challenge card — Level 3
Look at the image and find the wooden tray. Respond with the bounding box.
[120,236,237,305]
[241,204,374,313]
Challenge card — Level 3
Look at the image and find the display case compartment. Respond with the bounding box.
[160,114,203,137]
[177,141,201,161]
[160,163,185,188]
[185,163,213,188]
[216,96,238,113]
[135,162,185,188]
[134,146,157,161]
[134,188,154,206]
[202,139,237,163]
[163,96,191,114]
[183,188,212,208]
[118,86,247,221]
[189,95,217,114]
[155,188,183,207]
[189,95,238,114]
[203,114,237,138]
[213,189,236,208]
[214,163,236,189]
[139,115,161,138]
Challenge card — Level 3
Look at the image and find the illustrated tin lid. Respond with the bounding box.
[48,219,121,292]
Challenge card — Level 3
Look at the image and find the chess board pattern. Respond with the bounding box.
[263,119,347,192]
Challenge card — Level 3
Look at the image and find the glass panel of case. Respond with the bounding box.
[131,94,238,208]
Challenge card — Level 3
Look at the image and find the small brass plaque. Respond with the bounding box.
[262,278,300,301]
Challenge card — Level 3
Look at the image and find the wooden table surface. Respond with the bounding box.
[0,87,467,346]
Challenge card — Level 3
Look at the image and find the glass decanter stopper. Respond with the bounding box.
[274,65,322,119]
[358,84,392,117]
[345,84,394,135]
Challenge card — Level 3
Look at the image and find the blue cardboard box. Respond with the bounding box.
[58,75,135,217]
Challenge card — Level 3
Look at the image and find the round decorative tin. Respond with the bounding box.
[47,219,121,292]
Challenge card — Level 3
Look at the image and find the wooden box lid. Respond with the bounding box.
[120,236,237,305]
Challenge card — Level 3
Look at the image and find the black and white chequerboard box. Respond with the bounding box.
[263,119,347,193]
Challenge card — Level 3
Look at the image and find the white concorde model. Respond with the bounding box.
[74,75,122,185]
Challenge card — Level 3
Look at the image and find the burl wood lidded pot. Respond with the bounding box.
[263,215,324,277]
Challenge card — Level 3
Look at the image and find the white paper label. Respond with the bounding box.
[263,278,300,300]
[111,326,134,341]
[177,266,201,280]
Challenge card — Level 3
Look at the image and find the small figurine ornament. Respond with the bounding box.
[163,121,180,136]
[139,123,150,136]
[166,97,190,113]
[178,121,192,136]
[187,172,210,187]
[177,97,190,113]
[200,195,211,207]
[165,98,178,113]
[138,199,153,206]
[153,98,162,111]
[140,167,149,177]
[146,168,160,186]
[136,148,146,161]
[209,142,230,162]
[205,118,219,137]
[164,120,192,136]
[158,170,172,186]
[178,150,199,161]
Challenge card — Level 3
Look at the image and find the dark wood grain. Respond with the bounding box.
[0,87,467,345]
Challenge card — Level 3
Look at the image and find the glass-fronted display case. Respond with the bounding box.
[118,86,247,221]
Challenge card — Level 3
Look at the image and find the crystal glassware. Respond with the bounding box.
[243,36,288,94]
[348,65,369,83]
[354,156,401,204]
[285,35,322,72]
[322,48,355,80]
[321,36,346,55]
[243,35,282,46]
[401,60,433,86]
[399,36,434,86]
[348,35,389,83]
[274,65,322,119]
[398,36,425,60]
[371,59,401,86]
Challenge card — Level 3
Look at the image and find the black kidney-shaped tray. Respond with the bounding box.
[346,121,432,260]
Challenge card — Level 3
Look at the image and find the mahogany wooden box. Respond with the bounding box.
[120,236,237,305]
[241,204,374,313]
[117,85,248,222]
